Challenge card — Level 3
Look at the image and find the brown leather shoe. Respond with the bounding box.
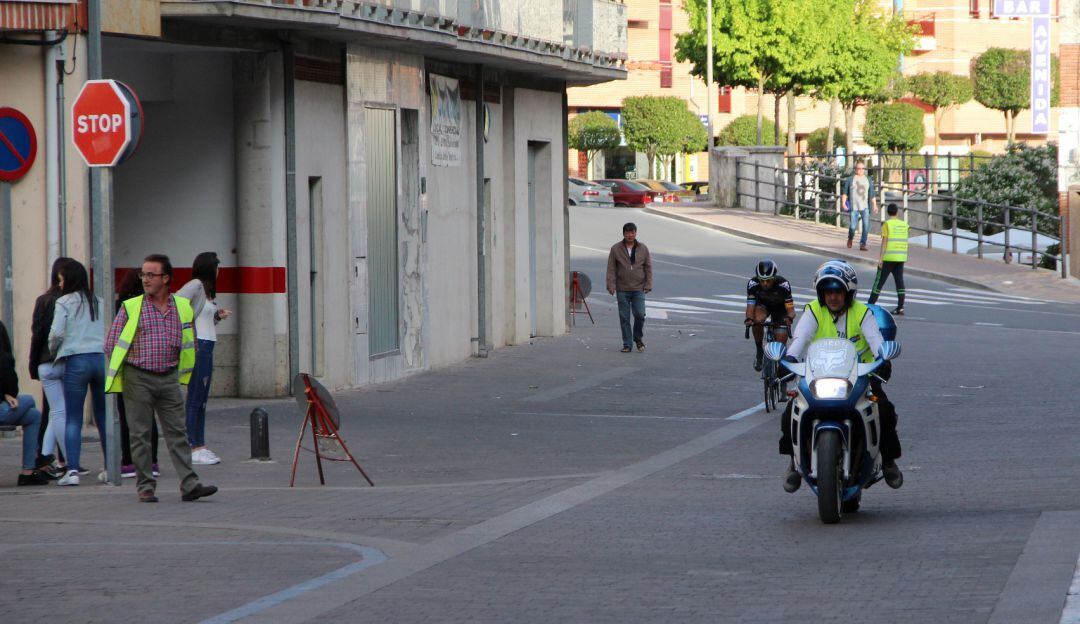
[138,490,159,503]
[859,244,869,251]
[846,239,853,249]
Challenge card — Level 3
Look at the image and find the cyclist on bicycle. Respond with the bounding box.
[744,259,795,373]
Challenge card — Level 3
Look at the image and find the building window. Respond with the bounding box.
[970,0,979,17]
[718,86,732,113]
[659,1,672,88]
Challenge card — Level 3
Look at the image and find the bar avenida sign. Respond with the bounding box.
[993,0,1052,135]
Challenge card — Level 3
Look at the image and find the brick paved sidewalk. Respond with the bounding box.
[646,204,1080,303]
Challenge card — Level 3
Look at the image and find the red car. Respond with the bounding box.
[593,179,658,207]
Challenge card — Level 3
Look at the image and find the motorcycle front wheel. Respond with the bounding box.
[816,430,843,524]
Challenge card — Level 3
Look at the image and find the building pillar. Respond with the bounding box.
[234,52,287,396]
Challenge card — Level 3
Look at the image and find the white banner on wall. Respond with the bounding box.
[429,74,461,167]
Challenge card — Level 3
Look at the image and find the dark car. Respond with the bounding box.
[593,179,657,207]
[680,181,709,196]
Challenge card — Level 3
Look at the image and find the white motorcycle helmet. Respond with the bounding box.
[813,260,858,307]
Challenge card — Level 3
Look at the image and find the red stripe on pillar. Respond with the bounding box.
[112,266,288,294]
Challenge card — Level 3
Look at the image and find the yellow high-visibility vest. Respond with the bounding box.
[882,218,909,263]
[105,295,196,394]
[807,299,875,363]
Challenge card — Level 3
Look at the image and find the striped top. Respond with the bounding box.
[105,296,183,373]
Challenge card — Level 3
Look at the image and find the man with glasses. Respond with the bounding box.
[105,254,217,503]
[841,161,877,251]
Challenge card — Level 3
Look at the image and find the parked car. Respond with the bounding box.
[592,179,657,207]
[634,179,684,203]
[568,177,615,207]
[680,181,709,196]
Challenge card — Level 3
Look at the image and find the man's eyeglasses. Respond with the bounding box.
[138,271,166,280]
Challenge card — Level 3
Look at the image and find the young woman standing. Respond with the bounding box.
[177,252,231,465]
[49,260,107,486]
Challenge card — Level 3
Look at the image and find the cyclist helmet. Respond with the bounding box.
[755,259,779,280]
[814,260,858,307]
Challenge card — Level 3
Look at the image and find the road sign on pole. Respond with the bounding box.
[71,79,142,167]
[0,107,37,182]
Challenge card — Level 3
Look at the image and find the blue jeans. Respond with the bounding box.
[0,395,42,469]
[848,208,871,246]
[616,290,646,348]
[185,339,215,448]
[62,352,107,472]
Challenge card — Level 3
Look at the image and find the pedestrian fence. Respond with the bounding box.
[786,152,994,194]
[734,160,1067,278]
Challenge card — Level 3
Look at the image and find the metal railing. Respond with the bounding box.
[786,152,994,194]
[735,160,1067,278]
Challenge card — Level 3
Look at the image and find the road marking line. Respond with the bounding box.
[974,322,1004,327]
[669,296,747,308]
[1061,555,1080,624]
[523,367,639,403]
[571,244,745,279]
[514,411,720,422]
[988,511,1080,624]
[726,402,766,420]
[235,405,774,623]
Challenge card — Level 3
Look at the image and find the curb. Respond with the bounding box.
[644,207,1000,293]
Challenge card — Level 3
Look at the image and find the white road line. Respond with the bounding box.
[669,297,748,308]
[907,287,1045,305]
[948,286,1046,302]
[974,322,1004,327]
[726,402,766,420]
[1061,557,1080,624]
[571,244,746,279]
[513,411,720,422]
[648,301,739,314]
[238,405,774,623]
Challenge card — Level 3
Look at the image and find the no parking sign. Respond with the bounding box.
[0,107,37,182]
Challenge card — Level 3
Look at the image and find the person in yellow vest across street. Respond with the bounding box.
[867,204,909,315]
[104,254,218,503]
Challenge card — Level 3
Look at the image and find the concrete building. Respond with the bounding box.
[1,0,628,397]
[568,0,1062,173]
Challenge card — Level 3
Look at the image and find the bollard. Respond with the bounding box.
[250,407,271,461]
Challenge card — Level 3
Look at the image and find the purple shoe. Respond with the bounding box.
[121,464,136,479]
[152,463,161,477]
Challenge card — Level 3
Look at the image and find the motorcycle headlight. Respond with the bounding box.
[810,378,851,400]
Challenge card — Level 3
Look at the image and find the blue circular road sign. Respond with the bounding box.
[0,107,38,182]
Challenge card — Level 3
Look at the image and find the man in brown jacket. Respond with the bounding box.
[606,222,653,352]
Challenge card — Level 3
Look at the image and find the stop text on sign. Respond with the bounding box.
[76,114,125,134]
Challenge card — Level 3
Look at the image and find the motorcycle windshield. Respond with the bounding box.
[805,339,857,381]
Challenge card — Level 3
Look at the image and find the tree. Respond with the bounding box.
[815,0,915,158]
[807,127,847,154]
[717,114,777,146]
[907,72,973,187]
[972,48,1061,144]
[954,143,1058,234]
[622,96,704,179]
[862,103,924,172]
[657,105,709,180]
[676,0,825,145]
[568,111,621,176]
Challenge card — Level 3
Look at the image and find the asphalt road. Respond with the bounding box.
[1,206,1077,624]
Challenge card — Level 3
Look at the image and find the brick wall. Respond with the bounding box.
[1062,44,1080,108]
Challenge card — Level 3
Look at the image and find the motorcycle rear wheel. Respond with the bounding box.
[816,430,843,524]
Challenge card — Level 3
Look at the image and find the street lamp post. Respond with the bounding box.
[705,0,713,157]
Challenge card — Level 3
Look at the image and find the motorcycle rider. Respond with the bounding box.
[779,261,903,492]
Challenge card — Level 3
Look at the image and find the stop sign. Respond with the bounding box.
[71,79,143,167]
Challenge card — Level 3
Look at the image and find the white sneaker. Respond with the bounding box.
[57,470,80,486]
[203,448,221,464]
[191,449,220,465]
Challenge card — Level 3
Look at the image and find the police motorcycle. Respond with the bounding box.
[764,313,900,525]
